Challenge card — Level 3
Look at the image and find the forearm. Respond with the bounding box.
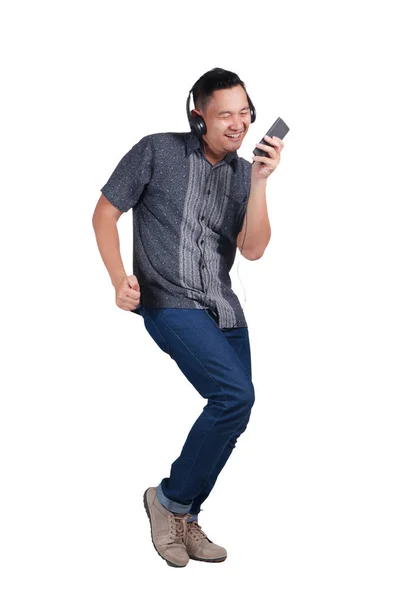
[237,178,271,258]
[92,215,127,287]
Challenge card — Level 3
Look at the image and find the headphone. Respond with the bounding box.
[186,86,256,138]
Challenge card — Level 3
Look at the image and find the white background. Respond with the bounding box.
[1,1,399,598]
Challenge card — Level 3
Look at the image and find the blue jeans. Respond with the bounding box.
[137,306,255,520]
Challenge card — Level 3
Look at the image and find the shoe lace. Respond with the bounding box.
[168,513,188,543]
[187,521,208,542]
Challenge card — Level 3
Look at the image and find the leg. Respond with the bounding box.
[140,307,255,514]
[189,314,253,518]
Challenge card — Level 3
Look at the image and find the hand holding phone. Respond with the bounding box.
[253,117,290,158]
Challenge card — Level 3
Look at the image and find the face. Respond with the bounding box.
[193,85,252,156]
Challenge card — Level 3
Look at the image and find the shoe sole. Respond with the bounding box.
[143,488,187,568]
[188,555,227,563]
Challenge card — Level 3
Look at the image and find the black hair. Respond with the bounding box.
[192,67,247,113]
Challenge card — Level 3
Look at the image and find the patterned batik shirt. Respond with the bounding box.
[100,130,252,329]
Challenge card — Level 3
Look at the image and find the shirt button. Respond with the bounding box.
[207,190,211,195]
[201,216,205,221]
[202,264,205,269]
[200,239,204,245]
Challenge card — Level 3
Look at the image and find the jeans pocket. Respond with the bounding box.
[205,308,219,326]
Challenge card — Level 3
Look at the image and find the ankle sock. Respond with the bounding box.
[186,514,198,523]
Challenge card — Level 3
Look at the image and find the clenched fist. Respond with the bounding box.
[114,274,141,311]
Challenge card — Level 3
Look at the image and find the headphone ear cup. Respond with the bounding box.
[187,88,207,138]
[191,114,207,137]
[246,93,256,124]
[250,100,256,123]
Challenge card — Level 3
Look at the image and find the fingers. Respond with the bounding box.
[125,289,140,301]
[252,157,274,173]
[119,284,140,302]
[255,139,281,156]
[256,135,284,154]
[252,154,275,166]
[116,292,141,311]
[119,298,140,311]
[115,276,141,310]
[127,274,140,288]
[255,142,276,158]
[122,278,140,295]
[266,135,284,150]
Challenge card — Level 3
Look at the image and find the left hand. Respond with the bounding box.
[252,135,284,180]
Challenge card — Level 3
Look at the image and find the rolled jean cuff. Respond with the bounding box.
[156,481,192,514]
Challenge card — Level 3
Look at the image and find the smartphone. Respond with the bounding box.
[253,117,290,158]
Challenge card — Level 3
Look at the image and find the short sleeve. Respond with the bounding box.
[100,135,153,212]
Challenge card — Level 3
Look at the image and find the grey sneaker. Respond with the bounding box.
[184,520,227,562]
[143,487,190,568]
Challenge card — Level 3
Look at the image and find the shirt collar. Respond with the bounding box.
[185,131,239,170]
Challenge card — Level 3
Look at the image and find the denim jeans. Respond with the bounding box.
[137,306,255,519]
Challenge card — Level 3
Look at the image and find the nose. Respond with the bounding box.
[230,114,245,132]
[232,115,241,130]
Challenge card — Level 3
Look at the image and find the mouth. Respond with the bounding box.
[225,132,243,141]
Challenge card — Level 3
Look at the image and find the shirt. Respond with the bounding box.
[100,130,252,329]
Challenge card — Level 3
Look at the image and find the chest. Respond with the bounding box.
[142,154,246,240]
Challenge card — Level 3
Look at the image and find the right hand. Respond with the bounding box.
[114,274,141,311]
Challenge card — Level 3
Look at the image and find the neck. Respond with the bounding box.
[201,138,226,166]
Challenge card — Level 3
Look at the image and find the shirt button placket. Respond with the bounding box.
[200,183,212,284]
[201,188,210,260]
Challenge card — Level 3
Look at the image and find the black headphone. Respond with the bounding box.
[186,86,256,138]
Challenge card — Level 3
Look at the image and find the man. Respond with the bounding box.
[92,67,284,568]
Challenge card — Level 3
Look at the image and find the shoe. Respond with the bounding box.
[185,520,227,562]
[143,487,190,568]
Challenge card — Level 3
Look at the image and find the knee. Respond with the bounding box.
[234,379,255,416]
[244,379,255,409]
[229,380,255,437]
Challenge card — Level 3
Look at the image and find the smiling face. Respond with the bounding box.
[192,85,251,159]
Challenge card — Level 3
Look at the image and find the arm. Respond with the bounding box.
[236,178,271,260]
[93,135,152,309]
[236,133,285,259]
[92,193,127,287]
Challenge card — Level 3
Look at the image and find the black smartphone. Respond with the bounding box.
[253,117,290,157]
